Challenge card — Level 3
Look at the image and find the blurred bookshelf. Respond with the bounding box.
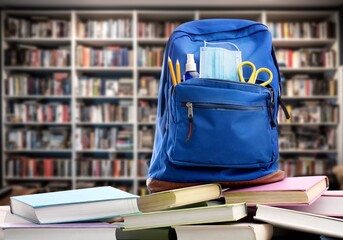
[1,10,341,194]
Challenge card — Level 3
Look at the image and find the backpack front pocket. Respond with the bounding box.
[167,78,274,168]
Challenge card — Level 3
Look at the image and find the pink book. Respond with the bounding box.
[223,176,328,206]
[283,190,343,217]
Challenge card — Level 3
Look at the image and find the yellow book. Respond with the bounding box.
[137,183,222,212]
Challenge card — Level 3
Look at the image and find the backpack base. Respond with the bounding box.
[147,170,286,193]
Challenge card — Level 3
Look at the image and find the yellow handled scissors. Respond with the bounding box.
[238,61,273,87]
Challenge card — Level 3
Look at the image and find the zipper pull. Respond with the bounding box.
[268,87,276,127]
[278,96,291,120]
[186,102,193,141]
[186,102,193,119]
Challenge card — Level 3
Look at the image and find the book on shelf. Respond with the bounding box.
[278,126,336,151]
[137,157,149,177]
[5,45,70,67]
[77,77,134,97]
[223,176,328,206]
[137,21,181,38]
[278,101,338,124]
[77,18,132,38]
[10,186,140,224]
[6,127,71,150]
[254,204,343,239]
[6,157,70,178]
[77,158,133,178]
[123,203,247,231]
[75,127,133,151]
[137,46,164,67]
[5,16,70,38]
[267,21,335,39]
[78,101,133,123]
[5,73,71,97]
[118,78,134,96]
[138,100,157,123]
[283,190,343,217]
[282,75,337,97]
[76,45,132,67]
[171,223,273,240]
[279,156,326,177]
[138,126,155,150]
[116,127,134,150]
[7,101,70,123]
[138,76,159,97]
[275,48,335,68]
[137,183,222,212]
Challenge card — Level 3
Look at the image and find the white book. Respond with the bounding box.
[9,187,139,224]
[64,159,69,177]
[172,223,273,240]
[104,79,114,96]
[254,204,343,239]
[75,128,82,150]
[9,76,14,96]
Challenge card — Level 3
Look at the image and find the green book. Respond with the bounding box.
[122,203,247,231]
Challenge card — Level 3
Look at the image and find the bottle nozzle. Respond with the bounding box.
[186,54,196,72]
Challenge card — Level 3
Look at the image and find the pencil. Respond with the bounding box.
[176,59,181,84]
[168,57,177,86]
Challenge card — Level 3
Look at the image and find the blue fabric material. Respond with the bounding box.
[149,19,280,183]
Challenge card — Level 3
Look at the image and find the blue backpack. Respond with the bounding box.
[147,19,289,193]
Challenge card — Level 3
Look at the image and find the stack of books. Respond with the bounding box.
[1,175,342,239]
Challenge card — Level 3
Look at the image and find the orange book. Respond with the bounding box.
[83,47,90,67]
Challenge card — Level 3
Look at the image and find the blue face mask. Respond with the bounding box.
[199,42,242,81]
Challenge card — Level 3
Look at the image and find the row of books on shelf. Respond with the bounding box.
[4,156,149,178]
[138,100,157,123]
[7,102,71,123]
[75,127,133,151]
[77,158,133,178]
[137,21,181,38]
[77,18,132,38]
[277,103,338,124]
[138,76,159,97]
[5,176,343,239]
[267,21,335,39]
[137,46,164,67]
[5,73,71,96]
[3,155,331,182]
[5,46,70,67]
[6,157,71,178]
[137,158,149,177]
[281,75,336,97]
[5,16,70,38]
[4,16,338,40]
[279,156,327,177]
[76,45,133,67]
[6,127,71,150]
[77,77,133,97]
[279,126,336,150]
[138,127,155,150]
[275,48,335,68]
[76,101,133,123]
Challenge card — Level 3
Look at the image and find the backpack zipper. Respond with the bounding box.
[267,87,276,127]
[183,102,263,141]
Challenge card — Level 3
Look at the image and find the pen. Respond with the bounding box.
[176,59,181,84]
[168,56,177,86]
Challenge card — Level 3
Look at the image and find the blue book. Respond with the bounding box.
[10,186,140,224]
